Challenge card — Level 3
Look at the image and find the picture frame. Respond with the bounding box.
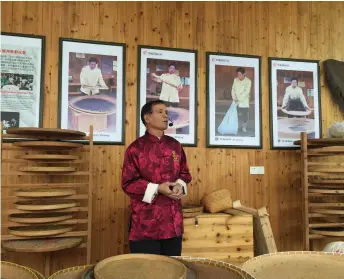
[137,45,198,147]
[58,37,126,145]
[269,57,322,149]
[1,32,45,137]
[206,52,262,149]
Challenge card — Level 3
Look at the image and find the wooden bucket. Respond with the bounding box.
[242,251,344,279]
[48,265,93,279]
[0,261,39,279]
[173,256,255,279]
[94,254,187,279]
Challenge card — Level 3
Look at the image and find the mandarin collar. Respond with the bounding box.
[144,130,166,142]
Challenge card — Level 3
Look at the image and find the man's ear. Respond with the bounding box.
[144,114,150,124]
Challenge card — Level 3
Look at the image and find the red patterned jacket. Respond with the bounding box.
[121,131,192,241]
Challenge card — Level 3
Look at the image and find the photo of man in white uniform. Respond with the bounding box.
[80,57,108,95]
[151,63,183,107]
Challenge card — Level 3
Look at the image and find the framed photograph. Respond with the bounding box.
[58,38,126,144]
[1,32,45,134]
[206,52,262,149]
[137,45,197,146]
[269,57,321,149]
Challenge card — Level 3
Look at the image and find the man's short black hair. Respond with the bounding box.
[236,67,245,74]
[141,100,166,125]
[88,57,98,64]
[291,77,298,82]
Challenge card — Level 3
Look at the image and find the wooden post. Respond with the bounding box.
[87,125,94,264]
[300,132,309,250]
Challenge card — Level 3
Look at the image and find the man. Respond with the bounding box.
[121,100,192,256]
[80,57,108,95]
[231,67,252,132]
[151,63,183,107]
[282,77,310,116]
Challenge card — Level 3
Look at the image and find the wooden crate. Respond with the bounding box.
[182,213,254,265]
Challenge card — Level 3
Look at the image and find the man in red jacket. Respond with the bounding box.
[121,100,192,256]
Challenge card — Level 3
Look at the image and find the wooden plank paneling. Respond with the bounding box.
[1,1,344,276]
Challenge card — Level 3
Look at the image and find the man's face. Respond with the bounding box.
[169,65,176,74]
[291,80,297,88]
[237,72,245,81]
[145,103,168,130]
[89,62,97,70]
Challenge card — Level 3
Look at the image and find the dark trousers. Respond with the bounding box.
[129,236,182,256]
[237,107,249,123]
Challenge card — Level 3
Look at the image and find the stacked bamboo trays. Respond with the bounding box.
[0,126,94,276]
[295,132,344,251]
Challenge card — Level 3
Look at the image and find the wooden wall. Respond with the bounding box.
[1,1,344,275]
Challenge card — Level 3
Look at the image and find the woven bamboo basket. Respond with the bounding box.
[242,251,344,279]
[13,140,83,149]
[2,237,84,253]
[8,224,75,237]
[14,199,77,211]
[14,188,76,198]
[7,127,86,137]
[0,261,39,279]
[9,212,74,224]
[182,204,203,218]
[48,265,93,279]
[201,189,233,213]
[28,267,46,279]
[94,254,187,279]
[173,256,255,279]
[323,242,344,253]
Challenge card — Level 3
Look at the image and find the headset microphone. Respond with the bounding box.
[168,118,174,127]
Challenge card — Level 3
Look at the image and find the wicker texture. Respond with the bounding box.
[81,265,95,279]
[201,189,233,213]
[242,251,344,279]
[173,256,255,279]
[9,212,74,224]
[2,237,83,253]
[14,188,76,197]
[48,265,93,279]
[94,254,187,279]
[8,225,74,237]
[1,261,38,279]
[14,199,77,211]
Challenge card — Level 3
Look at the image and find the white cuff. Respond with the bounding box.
[176,179,187,195]
[142,183,159,204]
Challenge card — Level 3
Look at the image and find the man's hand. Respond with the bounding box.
[168,184,184,200]
[158,182,174,196]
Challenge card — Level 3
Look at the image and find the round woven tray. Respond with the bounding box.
[48,265,93,279]
[173,256,255,279]
[0,261,39,279]
[19,166,77,172]
[29,267,45,279]
[311,227,344,236]
[242,251,344,279]
[14,188,76,198]
[8,225,75,237]
[19,154,79,161]
[183,204,203,218]
[13,140,83,149]
[2,237,83,253]
[94,254,187,279]
[311,209,344,215]
[309,189,344,194]
[14,199,77,211]
[9,212,74,224]
[7,127,86,137]
[201,189,233,213]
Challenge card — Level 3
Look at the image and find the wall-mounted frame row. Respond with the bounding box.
[1,32,322,149]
